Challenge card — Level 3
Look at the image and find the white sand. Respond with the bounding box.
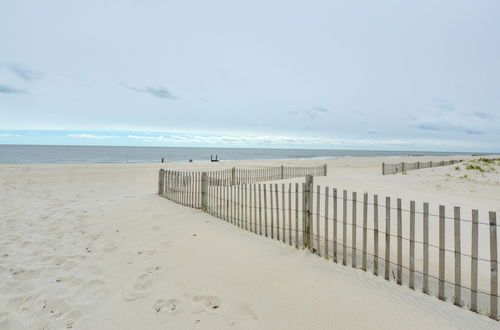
[1,156,499,329]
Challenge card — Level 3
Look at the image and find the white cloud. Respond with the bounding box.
[68,134,117,139]
[0,133,21,137]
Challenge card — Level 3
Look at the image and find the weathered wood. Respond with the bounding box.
[489,211,498,320]
[282,183,286,243]
[289,183,292,246]
[374,194,379,276]
[263,184,268,237]
[275,183,280,241]
[409,201,416,289]
[201,172,208,212]
[362,192,368,271]
[244,183,248,230]
[439,205,445,301]
[304,176,313,249]
[397,198,402,285]
[270,184,274,238]
[295,183,299,249]
[325,187,329,260]
[253,183,258,232]
[352,192,357,268]
[454,206,461,306]
[385,197,391,281]
[471,209,478,312]
[158,169,163,195]
[333,188,338,263]
[249,183,253,231]
[317,185,321,255]
[423,202,429,294]
[258,183,262,235]
[343,190,348,266]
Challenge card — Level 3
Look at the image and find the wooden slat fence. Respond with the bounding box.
[382,160,462,175]
[158,166,498,321]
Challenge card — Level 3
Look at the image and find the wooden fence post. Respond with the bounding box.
[385,197,391,281]
[201,172,208,212]
[471,209,478,312]
[323,164,327,176]
[304,175,313,249]
[454,207,461,306]
[324,186,329,259]
[362,193,368,271]
[281,165,284,180]
[409,201,416,289]
[439,205,446,301]
[343,190,348,266]
[490,211,498,320]
[231,167,236,185]
[158,169,164,195]
[382,162,385,175]
[373,194,379,276]
[423,202,429,294]
[352,192,357,268]
[397,198,402,285]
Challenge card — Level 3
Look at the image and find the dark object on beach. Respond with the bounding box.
[210,155,219,162]
[189,159,193,163]
[161,157,164,163]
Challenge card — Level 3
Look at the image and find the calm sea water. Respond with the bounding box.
[0,145,480,164]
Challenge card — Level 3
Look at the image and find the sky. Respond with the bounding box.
[1,0,499,151]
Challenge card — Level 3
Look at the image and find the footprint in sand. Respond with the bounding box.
[122,266,161,301]
[153,298,181,313]
[192,295,222,311]
[103,243,118,253]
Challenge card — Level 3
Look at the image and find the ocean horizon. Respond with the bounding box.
[0,144,486,164]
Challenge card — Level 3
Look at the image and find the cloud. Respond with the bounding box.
[354,111,366,116]
[121,83,178,99]
[435,99,455,112]
[472,111,495,120]
[126,133,417,148]
[313,106,329,113]
[0,84,29,94]
[0,133,21,137]
[68,134,117,139]
[416,122,483,135]
[4,63,43,82]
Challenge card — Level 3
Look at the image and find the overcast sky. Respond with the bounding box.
[1,0,499,151]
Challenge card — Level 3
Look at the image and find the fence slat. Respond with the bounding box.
[282,183,286,243]
[289,183,292,246]
[317,185,321,255]
[352,192,357,268]
[343,190,348,266]
[325,187,329,260]
[333,188,338,263]
[439,205,446,301]
[471,209,478,312]
[264,184,268,237]
[275,183,280,241]
[374,194,379,276]
[490,211,498,320]
[362,193,368,271]
[295,183,299,249]
[385,197,391,281]
[423,202,429,294]
[454,206,461,306]
[410,201,415,289]
[397,198,402,285]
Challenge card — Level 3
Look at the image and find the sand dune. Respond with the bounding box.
[1,156,499,329]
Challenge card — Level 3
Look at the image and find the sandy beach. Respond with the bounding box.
[1,156,499,329]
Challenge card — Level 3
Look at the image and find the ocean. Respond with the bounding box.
[0,144,481,164]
